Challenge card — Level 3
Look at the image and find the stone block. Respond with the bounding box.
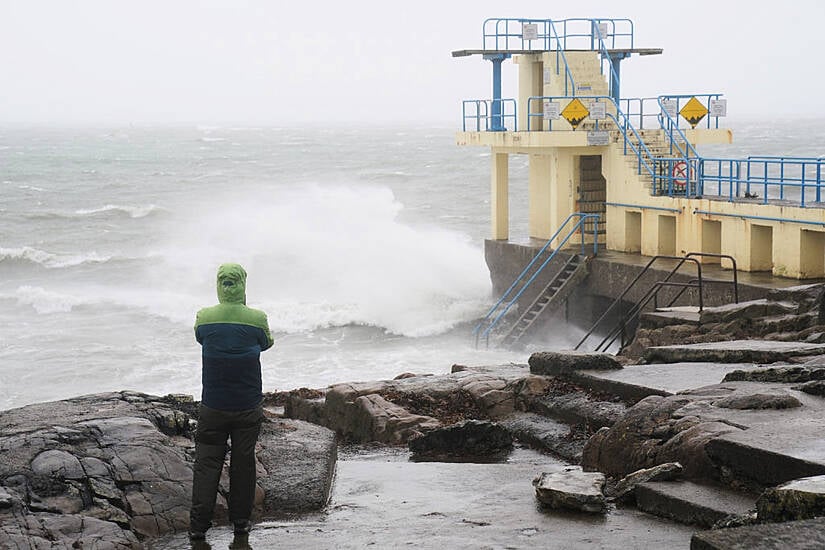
[533,467,607,513]
[757,475,825,522]
[529,351,622,376]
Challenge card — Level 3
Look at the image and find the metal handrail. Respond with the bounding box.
[473,213,600,347]
[658,253,739,307]
[700,157,825,206]
[462,98,517,132]
[574,254,704,351]
[598,276,702,352]
[481,17,634,51]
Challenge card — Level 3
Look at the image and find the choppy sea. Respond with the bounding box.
[1,119,823,411]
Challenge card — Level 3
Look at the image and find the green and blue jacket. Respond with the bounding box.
[195,263,273,411]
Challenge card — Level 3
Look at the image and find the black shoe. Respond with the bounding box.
[189,530,206,541]
[233,520,252,535]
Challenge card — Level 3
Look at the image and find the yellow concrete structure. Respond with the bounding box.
[457,49,825,279]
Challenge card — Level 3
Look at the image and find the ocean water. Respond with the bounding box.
[1,119,822,411]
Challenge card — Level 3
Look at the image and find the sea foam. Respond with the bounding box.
[151,182,492,337]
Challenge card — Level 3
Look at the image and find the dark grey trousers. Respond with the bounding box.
[189,403,263,532]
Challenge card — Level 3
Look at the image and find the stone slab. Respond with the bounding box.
[706,422,825,487]
[568,363,752,402]
[636,481,756,528]
[644,340,825,364]
[690,517,825,550]
[641,309,701,329]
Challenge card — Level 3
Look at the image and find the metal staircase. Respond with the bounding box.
[499,254,588,347]
[473,213,600,348]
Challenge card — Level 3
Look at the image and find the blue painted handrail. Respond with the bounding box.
[482,18,634,51]
[473,213,600,347]
[462,98,517,131]
[701,156,825,206]
[481,18,634,97]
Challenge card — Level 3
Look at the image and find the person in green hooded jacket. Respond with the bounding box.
[189,263,273,541]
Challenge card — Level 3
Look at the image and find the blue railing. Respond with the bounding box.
[481,18,633,51]
[462,99,517,131]
[472,213,600,347]
[481,18,633,97]
[700,156,825,205]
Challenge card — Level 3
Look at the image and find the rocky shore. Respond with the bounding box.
[3,284,825,548]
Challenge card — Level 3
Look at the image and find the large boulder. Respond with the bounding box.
[581,393,742,479]
[0,391,337,546]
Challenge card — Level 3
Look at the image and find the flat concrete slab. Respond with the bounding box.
[568,363,753,403]
[644,340,825,364]
[636,481,756,528]
[691,517,825,550]
[149,448,695,549]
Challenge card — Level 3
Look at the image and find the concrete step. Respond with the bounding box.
[706,423,825,488]
[639,307,701,329]
[562,363,751,405]
[526,391,627,429]
[691,517,825,549]
[643,340,825,364]
[635,480,757,528]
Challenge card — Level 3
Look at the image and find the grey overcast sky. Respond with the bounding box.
[1,0,823,126]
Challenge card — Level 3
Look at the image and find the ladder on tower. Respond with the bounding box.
[499,254,589,347]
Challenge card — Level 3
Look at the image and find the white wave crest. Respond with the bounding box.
[73,204,162,218]
[0,246,111,269]
[13,286,86,314]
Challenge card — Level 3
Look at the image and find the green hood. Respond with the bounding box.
[216,263,247,304]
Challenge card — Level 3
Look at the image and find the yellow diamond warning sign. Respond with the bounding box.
[562,98,589,130]
[680,97,708,129]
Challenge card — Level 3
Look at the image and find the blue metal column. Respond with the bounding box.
[605,52,629,105]
[484,53,510,131]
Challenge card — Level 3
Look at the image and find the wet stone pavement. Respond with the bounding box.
[149,446,694,550]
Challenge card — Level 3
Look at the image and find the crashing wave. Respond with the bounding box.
[0,247,112,269]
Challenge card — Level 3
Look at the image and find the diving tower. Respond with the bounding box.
[455,17,825,281]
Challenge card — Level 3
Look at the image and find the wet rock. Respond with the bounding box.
[723,365,825,383]
[527,391,626,429]
[30,449,85,480]
[529,351,622,376]
[533,467,607,513]
[0,486,17,509]
[286,365,552,442]
[0,391,337,546]
[757,475,825,522]
[713,392,802,410]
[581,393,742,479]
[498,413,587,463]
[256,419,338,513]
[691,517,825,550]
[408,420,512,461]
[610,462,684,502]
[794,380,825,396]
[351,394,441,444]
[767,283,825,313]
[698,299,797,325]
